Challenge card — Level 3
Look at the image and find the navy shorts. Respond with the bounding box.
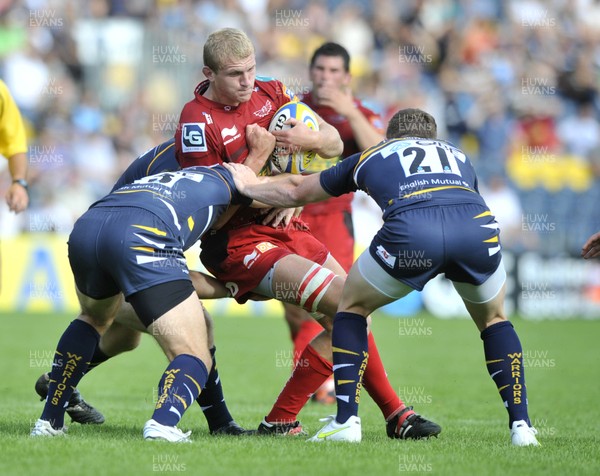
[369,203,502,291]
[68,207,190,299]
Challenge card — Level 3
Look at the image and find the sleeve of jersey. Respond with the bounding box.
[0,81,28,158]
[319,153,360,197]
[359,103,385,134]
[175,101,222,167]
[262,78,295,107]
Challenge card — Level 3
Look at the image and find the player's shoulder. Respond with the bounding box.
[255,76,296,103]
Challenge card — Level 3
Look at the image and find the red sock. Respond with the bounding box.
[362,332,412,421]
[266,344,332,423]
[292,319,323,365]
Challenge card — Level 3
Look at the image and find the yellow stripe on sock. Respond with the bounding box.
[486,359,504,364]
[336,379,355,385]
[173,394,188,409]
[498,384,510,392]
[131,224,167,236]
[332,346,360,356]
[185,374,202,393]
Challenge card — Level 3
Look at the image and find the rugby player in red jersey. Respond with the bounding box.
[175,28,440,439]
[282,42,386,404]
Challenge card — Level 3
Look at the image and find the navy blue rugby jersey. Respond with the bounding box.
[319,138,487,219]
[111,139,179,192]
[96,165,251,250]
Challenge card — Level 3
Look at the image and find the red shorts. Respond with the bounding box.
[200,217,329,303]
[300,209,354,272]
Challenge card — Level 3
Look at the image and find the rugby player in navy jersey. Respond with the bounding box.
[31,126,274,442]
[224,108,540,446]
[33,135,273,436]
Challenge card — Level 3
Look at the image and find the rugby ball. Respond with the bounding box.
[268,101,319,174]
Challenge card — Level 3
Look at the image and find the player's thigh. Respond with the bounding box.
[114,301,147,332]
[76,288,123,330]
[321,253,347,277]
[453,264,508,331]
[338,250,411,316]
[148,292,211,364]
[268,254,344,317]
[99,319,142,354]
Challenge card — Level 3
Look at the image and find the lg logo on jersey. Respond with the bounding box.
[181,123,208,153]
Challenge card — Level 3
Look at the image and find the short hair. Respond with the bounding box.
[309,42,350,72]
[203,28,255,72]
[386,108,437,140]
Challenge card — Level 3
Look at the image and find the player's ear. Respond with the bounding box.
[203,66,215,81]
[342,71,352,88]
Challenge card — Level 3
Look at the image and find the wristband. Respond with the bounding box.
[12,179,29,190]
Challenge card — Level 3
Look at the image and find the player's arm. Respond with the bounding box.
[271,114,343,159]
[210,124,277,228]
[316,86,384,150]
[223,162,331,208]
[582,231,600,259]
[240,123,276,174]
[6,151,29,213]
[1,80,29,213]
[190,270,231,299]
[343,109,384,151]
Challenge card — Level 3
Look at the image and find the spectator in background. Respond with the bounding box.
[557,101,600,160]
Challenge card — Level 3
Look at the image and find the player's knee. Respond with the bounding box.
[123,330,142,351]
[283,302,308,328]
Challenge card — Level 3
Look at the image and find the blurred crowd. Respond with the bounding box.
[1,0,600,256]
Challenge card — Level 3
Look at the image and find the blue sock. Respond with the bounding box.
[152,354,209,427]
[481,321,530,427]
[331,312,368,424]
[41,319,99,429]
[196,347,234,432]
[85,345,111,373]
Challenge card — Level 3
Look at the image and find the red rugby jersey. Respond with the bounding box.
[175,77,294,229]
[176,78,293,168]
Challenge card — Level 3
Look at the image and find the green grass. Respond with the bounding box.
[1,312,599,476]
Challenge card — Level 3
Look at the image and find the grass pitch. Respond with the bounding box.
[1,311,599,476]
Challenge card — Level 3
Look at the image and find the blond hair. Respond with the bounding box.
[203,28,255,72]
